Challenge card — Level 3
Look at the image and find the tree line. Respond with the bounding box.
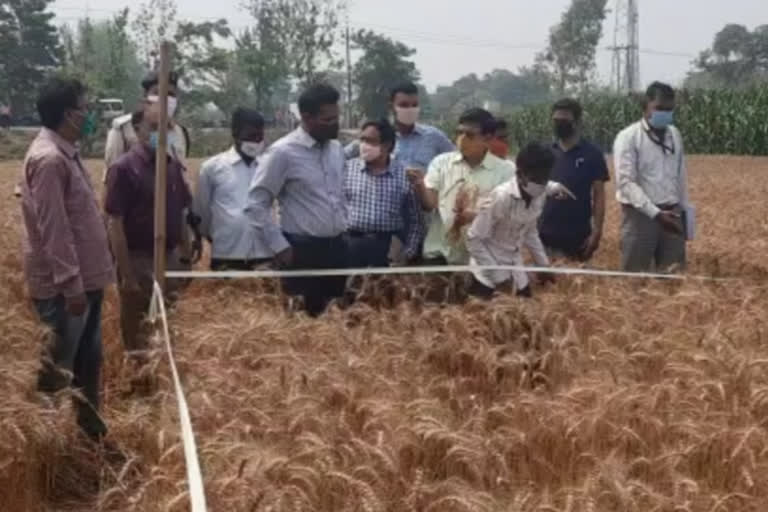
[1,0,766,127]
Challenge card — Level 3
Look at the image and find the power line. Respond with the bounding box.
[50,4,697,60]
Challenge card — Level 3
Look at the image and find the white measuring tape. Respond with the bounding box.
[149,281,208,512]
[165,263,737,283]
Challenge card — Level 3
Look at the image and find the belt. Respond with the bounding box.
[347,230,396,240]
[657,203,679,211]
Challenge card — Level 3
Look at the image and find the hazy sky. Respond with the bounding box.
[52,0,768,91]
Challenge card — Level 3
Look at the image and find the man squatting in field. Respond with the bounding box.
[19,77,114,443]
[613,82,692,273]
[407,107,574,268]
[467,143,557,299]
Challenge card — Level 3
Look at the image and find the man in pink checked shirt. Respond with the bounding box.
[20,77,115,443]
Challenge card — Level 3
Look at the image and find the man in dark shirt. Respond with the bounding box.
[105,108,192,357]
[539,98,610,261]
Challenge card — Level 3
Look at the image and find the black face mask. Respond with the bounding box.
[312,122,340,143]
[554,120,575,140]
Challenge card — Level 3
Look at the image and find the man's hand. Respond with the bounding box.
[548,182,576,201]
[516,285,533,298]
[273,247,294,269]
[452,208,476,229]
[406,168,424,188]
[536,272,557,285]
[190,237,203,265]
[656,211,683,235]
[65,294,88,316]
[122,277,142,294]
[581,231,602,260]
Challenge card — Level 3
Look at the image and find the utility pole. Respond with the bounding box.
[610,0,641,92]
[345,12,353,129]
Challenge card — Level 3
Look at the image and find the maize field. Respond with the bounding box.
[502,87,768,155]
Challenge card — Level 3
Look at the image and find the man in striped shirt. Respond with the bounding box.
[344,119,424,267]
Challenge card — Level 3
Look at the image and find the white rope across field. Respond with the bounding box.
[149,280,208,512]
[165,263,736,283]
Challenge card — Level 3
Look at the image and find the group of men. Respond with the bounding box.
[18,71,690,443]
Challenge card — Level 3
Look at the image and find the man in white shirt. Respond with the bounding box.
[195,108,272,270]
[246,84,348,317]
[613,82,690,273]
[467,143,556,299]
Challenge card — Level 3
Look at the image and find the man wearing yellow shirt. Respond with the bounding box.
[408,108,514,265]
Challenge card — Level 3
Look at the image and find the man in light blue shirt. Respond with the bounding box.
[246,84,348,317]
[195,108,272,271]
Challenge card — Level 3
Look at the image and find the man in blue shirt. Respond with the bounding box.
[539,98,610,261]
[345,119,424,267]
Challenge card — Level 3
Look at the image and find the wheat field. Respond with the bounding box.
[1,156,768,512]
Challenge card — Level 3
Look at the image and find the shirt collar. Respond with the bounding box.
[294,126,319,148]
[451,150,496,170]
[361,158,395,176]
[509,176,522,199]
[39,128,78,159]
[223,146,246,166]
[553,138,584,153]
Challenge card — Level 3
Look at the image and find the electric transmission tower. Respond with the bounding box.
[610,0,640,92]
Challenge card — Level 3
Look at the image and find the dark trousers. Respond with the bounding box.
[33,290,107,440]
[211,258,272,271]
[282,233,348,317]
[346,232,394,268]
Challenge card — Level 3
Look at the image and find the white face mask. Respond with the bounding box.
[395,106,420,126]
[240,141,265,159]
[359,142,382,162]
[521,180,546,198]
[147,95,178,118]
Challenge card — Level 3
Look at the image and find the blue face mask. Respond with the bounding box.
[149,131,177,153]
[649,110,674,130]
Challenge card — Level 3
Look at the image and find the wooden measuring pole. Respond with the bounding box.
[153,41,172,292]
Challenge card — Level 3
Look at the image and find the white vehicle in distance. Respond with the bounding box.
[97,98,125,123]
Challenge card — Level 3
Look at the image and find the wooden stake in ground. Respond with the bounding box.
[153,41,173,292]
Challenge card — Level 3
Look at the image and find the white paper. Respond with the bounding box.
[684,204,696,241]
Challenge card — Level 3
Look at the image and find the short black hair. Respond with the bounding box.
[361,118,396,153]
[458,108,497,135]
[36,77,86,130]
[516,142,556,182]
[390,81,419,101]
[298,83,340,116]
[494,119,508,132]
[552,98,583,122]
[131,109,144,128]
[646,81,675,102]
[141,70,180,92]
[231,107,265,137]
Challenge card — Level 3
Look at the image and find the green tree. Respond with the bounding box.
[687,24,768,89]
[60,11,144,108]
[0,0,61,115]
[537,0,609,93]
[131,0,178,68]
[239,0,292,111]
[352,29,420,119]
[246,0,344,87]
